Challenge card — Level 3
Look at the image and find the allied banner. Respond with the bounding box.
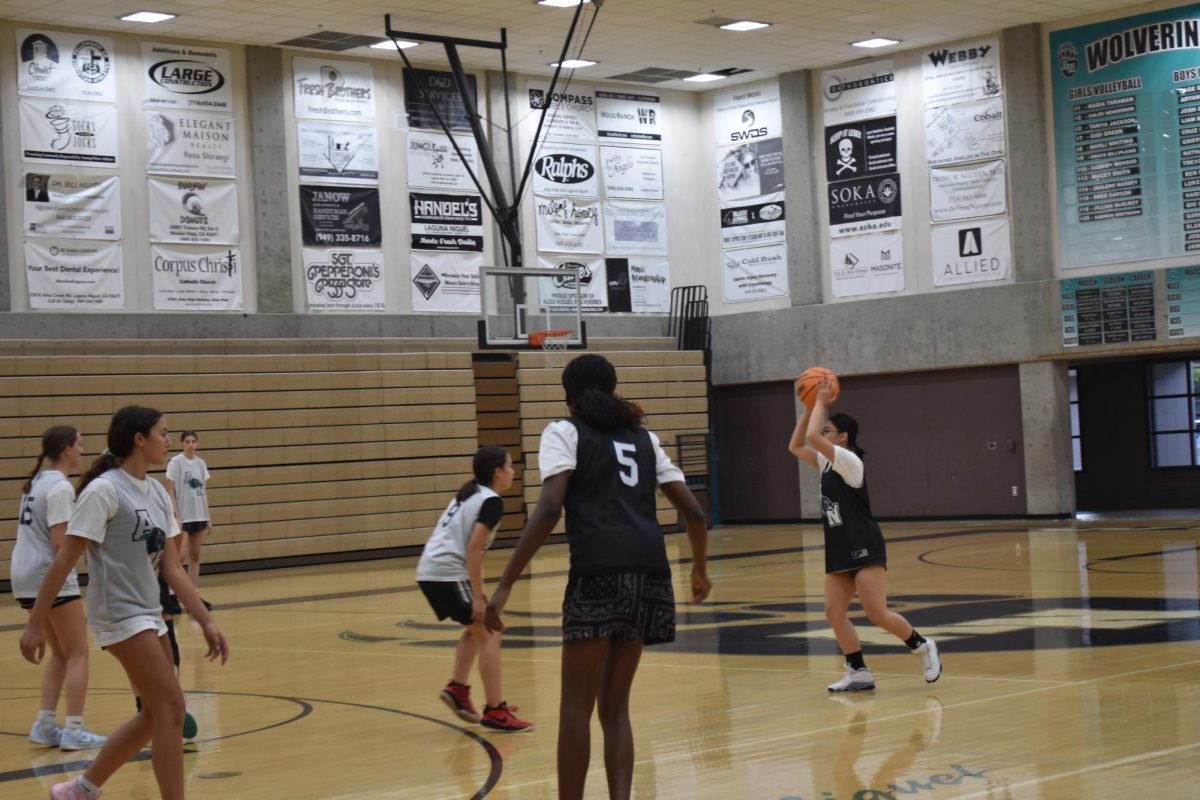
[149,178,239,244]
[717,138,785,202]
[534,196,603,253]
[142,42,233,111]
[600,146,663,200]
[821,60,896,125]
[16,30,116,103]
[537,255,608,311]
[25,239,123,309]
[409,192,484,252]
[24,173,120,239]
[293,58,375,121]
[20,98,119,166]
[405,130,479,191]
[299,185,382,247]
[922,39,1003,107]
[304,248,387,312]
[924,98,1006,166]
[713,81,782,145]
[404,68,476,131]
[929,159,1007,222]
[151,245,243,310]
[830,233,905,297]
[146,110,237,177]
[596,90,661,142]
[526,81,596,141]
[297,121,378,182]
[410,251,482,313]
[604,201,668,255]
[931,217,1012,287]
[720,193,785,249]
[828,173,902,237]
[532,141,599,197]
[722,243,788,303]
[824,117,897,182]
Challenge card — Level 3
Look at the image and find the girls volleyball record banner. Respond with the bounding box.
[600,146,663,200]
[151,245,243,310]
[148,178,239,245]
[24,174,120,239]
[304,248,386,312]
[146,110,237,178]
[722,243,788,303]
[1050,5,1200,268]
[830,232,905,297]
[292,58,375,121]
[406,131,478,191]
[410,252,482,313]
[25,239,123,309]
[142,42,233,111]
[16,30,116,103]
[298,122,378,183]
[526,81,596,142]
[20,98,119,166]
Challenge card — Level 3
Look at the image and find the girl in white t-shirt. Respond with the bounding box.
[11,425,106,751]
[165,431,211,605]
[20,406,229,800]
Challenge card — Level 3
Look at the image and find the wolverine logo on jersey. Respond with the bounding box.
[185,472,204,492]
[131,509,167,570]
[821,496,844,526]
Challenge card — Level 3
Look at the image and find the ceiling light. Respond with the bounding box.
[536,0,591,7]
[720,20,770,32]
[852,37,900,48]
[370,39,418,50]
[119,11,175,23]
[684,73,727,83]
[550,59,596,68]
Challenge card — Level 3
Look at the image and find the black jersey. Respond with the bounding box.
[561,418,670,576]
[819,449,887,574]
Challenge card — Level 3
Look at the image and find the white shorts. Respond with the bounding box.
[90,614,168,649]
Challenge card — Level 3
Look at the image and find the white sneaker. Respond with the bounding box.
[29,719,62,747]
[827,665,876,692]
[914,637,942,683]
[59,726,107,751]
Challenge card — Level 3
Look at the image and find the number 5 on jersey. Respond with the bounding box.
[614,442,639,486]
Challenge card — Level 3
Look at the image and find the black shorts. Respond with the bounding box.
[561,571,676,645]
[418,580,475,626]
[18,595,81,610]
[182,520,208,534]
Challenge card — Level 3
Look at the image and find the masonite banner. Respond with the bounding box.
[828,173,902,238]
[924,98,1006,166]
[303,248,387,312]
[298,121,378,183]
[929,159,1007,222]
[921,38,1003,107]
[526,80,597,142]
[722,242,789,303]
[405,130,479,192]
[604,201,668,256]
[146,110,237,178]
[151,244,243,310]
[293,57,376,121]
[600,146,663,200]
[16,29,116,103]
[829,232,905,298]
[20,97,119,166]
[532,141,599,198]
[410,251,483,313]
[409,192,484,252]
[821,60,896,126]
[25,239,123,309]
[24,173,120,239]
[534,196,603,253]
[931,217,1012,287]
[596,90,661,142]
[148,177,239,245]
[299,185,382,247]
[404,68,476,131]
[824,116,897,182]
[720,193,786,249]
[536,255,608,312]
[142,42,233,111]
[717,138,785,203]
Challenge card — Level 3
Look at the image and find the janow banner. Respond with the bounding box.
[20,98,119,167]
[526,81,596,142]
[142,42,234,111]
[146,110,237,177]
[24,174,120,239]
[293,58,376,121]
[722,243,789,303]
[534,196,603,253]
[25,239,123,309]
[151,245,243,310]
[532,141,598,198]
[16,30,116,102]
[821,60,896,125]
[829,232,905,298]
[406,130,479,192]
[537,255,608,312]
[304,248,387,312]
[600,146,663,200]
[298,122,378,183]
[713,81,782,146]
[410,252,482,313]
[148,178,240,245]
[932,217,1012,287]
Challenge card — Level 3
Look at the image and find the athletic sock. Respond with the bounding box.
[905,629,927,650]
[846,650,866,670]
[447,679,467,687]
[36,709,57,725]
[65,715,83,731]
[75,776,101,797]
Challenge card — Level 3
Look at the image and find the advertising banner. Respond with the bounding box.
[146,110,236,177]
[929,159,1007,221]
[532,141,599,197]
[830,232,905,297]
[600,146,663,200]
[526,80,596,141]
[604,201,668,255]
[821,60,896,125]
[298,121,378,182]
[16,29,116,102]
[717,138,785,202]
[299,185,382,247]
[924,98,1006,166]
[534,196,602,253]
[25,239,123,309]
[406,130,479,191]
[148,177,239,244]
[828,173,902,237]
[304,248,387,312]
[537,255,608,311]
[824,116,897,182]
[713,80,782,145]
[596,90,661,141]
[142,42,233,111]
[404,68,476,131]
[23,173,120,239]
[922,38,1003,107]
[410,251,482,313]
[722,243,788,303]
[409,192,484,252]
[20,97,118,166]
[293,57,375,121]
[151,245,243,310]
[931,217,1012,287]
[720,193,785,249]
[605,256,671,312]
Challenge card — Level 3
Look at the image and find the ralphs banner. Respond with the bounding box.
[532,141,598,198]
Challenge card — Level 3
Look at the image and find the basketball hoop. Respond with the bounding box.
[530,329,573,369]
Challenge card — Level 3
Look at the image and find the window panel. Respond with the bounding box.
[1153,397,1190,431]
[1068,368,1078,402]
[1152,362,1188,395]
[1153,433,1193,467]
[1070,404,1080,436]
[1072,438,1082,472]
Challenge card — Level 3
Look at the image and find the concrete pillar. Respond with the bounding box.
[1019,360,1075,515]
[246,46,292,313]
[779,70,822,306]
[0,105,9,311]
[1003,24,1054,283]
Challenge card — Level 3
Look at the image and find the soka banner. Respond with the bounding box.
[410,251,482,313]
[20,98,118,166]
[299,185,382,247]
[713,81,782,146]
[720,193,785,249]
[16,30,116,103]
[932,217,1012,287]
[605,256,671,312]
[596,90,661,142]
[924,98,1006,166]
[148,178,239,245]
[532,141,598,198]
[406,130,478,192]
[25,239,123,309]
[293,58,375,121]
[830,232,905,298]
[303,248,387,312]
[526,81,596,141]
[146,110,236,177]
[717,138,785,203]
[604,201,668,256]
[535,196,603,253]
[722,243,788,303]
[929,159,1007,222]
[600,146,663,200]
[142,42,233,111]
[151,245,243,310]
[922,39,1002,107]
[537,255,608,312]
[821,60,896,125]
[24,173,120,239]
[828,173,902,238]
[409,192,484,252]
[298,122,378,183]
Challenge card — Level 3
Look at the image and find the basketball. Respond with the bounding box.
[795,366,840,408]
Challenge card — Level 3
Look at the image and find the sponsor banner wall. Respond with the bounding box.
[722,243,789,303]
[303,248,386,312]
[618,256,671,312]
[404,68,477,131]
[16,30,116,102]
[828,173,902,237]
[293,58,376,121]
[536,255,608,311]
[932,217,1012,287]
[821,60,896,125]
[929,159,1007,221]
[20,97,119,166]
[299,185,382,247]
[405,130,479,191]
[922,38,1003,107]
[720,193,786,249]
[830,232,905,297]
[409,192,484,252]
[534,196,603,253]
[151,244,243,310]
[25,239,123,309]
[410,251,482,313]
[149,178,239,244]
[924,98,1006,166]
[142,42,233,111]
[532,141,598,197]
[717,138,785,202]
[595,90,661,142]
[24,174,120,239]
[604,200,668,255]
[713,81,782,145]
[298,121,378,182]
[146,110,236,177]
[824,116,897,182]
[526,81,597,141]
[600,146,663,200]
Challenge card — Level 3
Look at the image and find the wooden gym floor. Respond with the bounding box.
[2,521,1199,799]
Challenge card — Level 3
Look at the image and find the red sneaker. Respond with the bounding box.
[439,682,480,723]
[480,702,533,732]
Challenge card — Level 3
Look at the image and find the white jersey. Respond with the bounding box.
[416,486,502,582]
[166,454,210,522]
[10,470,80,599]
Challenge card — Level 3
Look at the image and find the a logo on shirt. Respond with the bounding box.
[131,509,167,571]
[852,548,869,559]
[185,471,204,493]
[821,496,844,527]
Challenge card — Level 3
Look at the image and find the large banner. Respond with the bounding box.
[410,251,482,313]
[406,130,478,191]
[526,81,596,141]
[299,185,382,247]
[931,217,1012,287]
[409,192,484,252]
[929,159,1007,221]
[404,68,476,131]
[532,141,598,198]
[146,110,236,177]
[20,98,118,166]
[25,239,123,309]
[293,58,375,121]
[600,146,663,200]
[604,201,668,255]
[537,255,608,311]
[24,173,120,239]
[828,173,902,237]
[142,42,233,111]
[534,196,603,253]
[922,39,1003,107]
[149,178,239,244]
[303,248,386,312]
[924,99,1006,166]
[722,243,788,303]
[720,193,785,249]
[717,138,785,202]
[298,121,378,182]
[151,245,243,310]
[713,81,782,145]
[830,233,905,297]
[821,61,896,125]
[596,90,661,142]
[16,30,116,102]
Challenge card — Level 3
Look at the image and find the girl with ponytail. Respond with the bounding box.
[11,425,107,752]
